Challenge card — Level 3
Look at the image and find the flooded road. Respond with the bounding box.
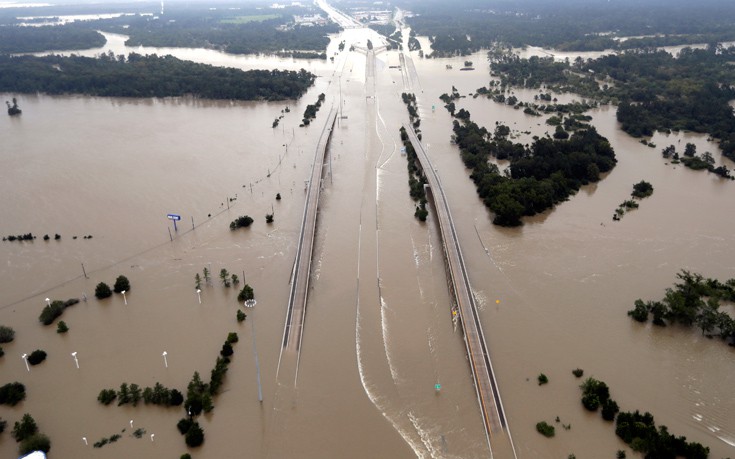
[1,11,735,459]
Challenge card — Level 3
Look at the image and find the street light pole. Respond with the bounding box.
[45,298,51,306]
[162,351,168,368]
[121,290,127,305]
[247,301,263,402]
[21,353,29,372]
[196,289,201,304]
[71,351,79,369]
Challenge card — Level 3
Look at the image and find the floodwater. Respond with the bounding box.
[1,14,734,459]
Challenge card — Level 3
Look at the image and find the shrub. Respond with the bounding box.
[177,418,193,435]
[229,215,254,230]
[97,389,117,405]
[19,433,51,455]
[12,414,38,442]
[538,373,549,385]
[617,450,626,459]
[0,346,3,358]
[227,332,239,344]
[0,382,26,406]
[237,310,246,322]
[572,368,584,378]
[536,421,555,437]
[265,213,274,223]
[181,455,192,459]
[601,398,620,421]
[113,275,130,293]
[95,282,112,299]
[0,418,6,434]
[220,342,233,357]
[170,389,184,406]
[38,301,64,325]
[0,325,14,343]
[237,284,254,302]
[27,350,47,366]
[185,422,204,447]
[56,321,69,333]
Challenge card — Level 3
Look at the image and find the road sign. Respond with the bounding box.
[167,214,181,232]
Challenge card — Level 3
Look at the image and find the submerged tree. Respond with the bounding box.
[6,98,21,116]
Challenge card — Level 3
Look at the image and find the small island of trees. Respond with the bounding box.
[6,98,21,116]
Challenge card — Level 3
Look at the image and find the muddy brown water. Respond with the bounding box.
[1,24,734,459]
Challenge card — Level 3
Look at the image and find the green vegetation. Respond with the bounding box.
[185,422,204,447]
[0,325,14,343]
[572,368,584,378]
[237,310,247,322]
[662,144,732,179]
[0,418,5,434]
[266,213,274,224]
[405,0,735,55]
[194,273,202,290]
[203,267,211,286]
[19,433,51,456]
[302,93,325,126]
[576,377,709,457]
[12,414,38,443]
[400,96,430,222]
[230,215,254,230]
[227,332,239,344]
[0,24,104,53]
[39,298,79,325]
[95,282,112,299]
[220,269,231,288]
[628,270,735,345]
[0,382,26,406]
[113,275,130,293]
[537,373,549,385]
[0,54,316,101]
[56,321,69,334]
[93,433,122,448]
[97,389,117,405]
[237,284,255,302]
[231,274,239,286]
[631,181,654,199]
[452,113,615,226]
[616,411,708,458]
[536,421,555,437]
[488,46,735,162]
[6,97,21,116]
[27,350,47,366]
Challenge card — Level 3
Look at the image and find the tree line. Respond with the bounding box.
[0,53,316,101]
[488,45,735,161]
[401,0,735,55]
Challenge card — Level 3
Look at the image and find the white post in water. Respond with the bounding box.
[71,351,79,369]
[162,351,168,368]
[196,289,201,304]
[82,437,88,446]
[246,300,263,402]
[21,353,29,372]
[45,298,50,306]
[130,420,134,429]
[121,290,127,305]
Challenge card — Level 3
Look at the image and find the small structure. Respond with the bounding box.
[19,452,47,459]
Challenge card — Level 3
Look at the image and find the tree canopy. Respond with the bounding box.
[0,53,315,101]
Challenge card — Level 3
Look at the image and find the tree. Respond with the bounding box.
[113,275,130,293]
[56,321,69,333]
[194,273,202,290]
[265,213,274,223]
[237,310,246,322]
[19,433,50,455]
[0,325,14,343]
[12,414,38,442]
[97,389,117,405]
[536,421,555,437]
[230,215,254,230]
[538,373,549,385]
[203,267,211,286]
[231,274,239,286]
[0,382,26,406]
[684,142,697,157]
[185,422,204,447]
[237,284,255,302]
[631,180,654,198]
[6,98,21,116]
[220,269,230,288]
[27,350,46,366]
[95,282,112,299]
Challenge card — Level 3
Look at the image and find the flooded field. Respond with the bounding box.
[1,17,734,459]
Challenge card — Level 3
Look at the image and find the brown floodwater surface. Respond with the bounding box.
[1,21,734,459]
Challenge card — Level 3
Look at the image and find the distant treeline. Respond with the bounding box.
[0,24,106,53]
[489,46,735,160]
[0,4,338,55]
[0,53,316,101]
[400,0,735,55]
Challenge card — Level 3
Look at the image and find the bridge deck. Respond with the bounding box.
[403,125,517,458]
[280,108,338,368]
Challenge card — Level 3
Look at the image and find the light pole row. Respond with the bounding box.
[20,351,170,371]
